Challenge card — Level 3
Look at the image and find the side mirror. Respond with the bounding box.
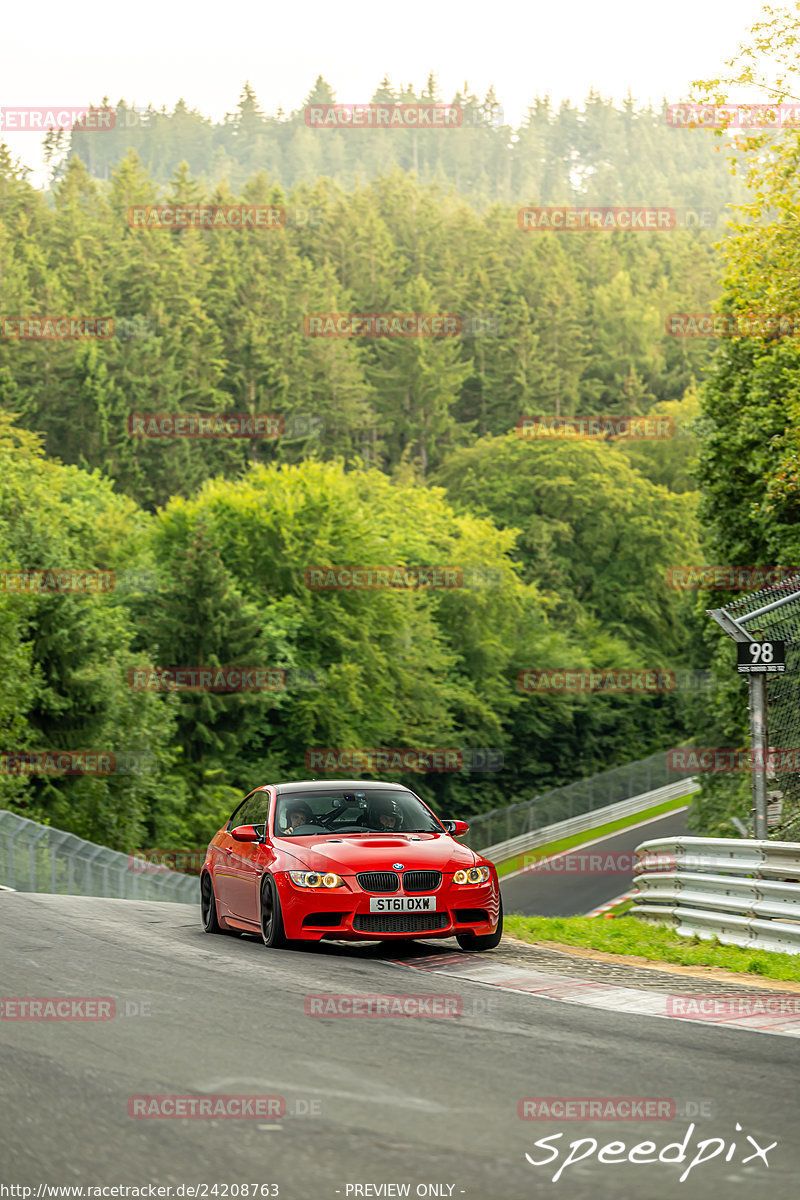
[442,820,469,838]
[231,824,261,842]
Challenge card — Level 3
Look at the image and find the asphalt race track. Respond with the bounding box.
[2,892,799,1199]
[500,807,690,916]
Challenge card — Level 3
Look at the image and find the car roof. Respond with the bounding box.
[272,779,412,795]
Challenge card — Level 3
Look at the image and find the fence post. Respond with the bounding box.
[750,673,769,840]
[27,827,49,892]
[7,820,26,890]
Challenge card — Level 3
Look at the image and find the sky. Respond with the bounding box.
[1,0,774,184]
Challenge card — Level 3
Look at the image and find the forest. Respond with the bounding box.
[0,71,786,851]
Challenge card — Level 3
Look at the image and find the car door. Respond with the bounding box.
[211,796,251,921]
[225,788,271,923]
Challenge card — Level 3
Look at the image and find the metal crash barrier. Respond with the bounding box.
[632,835,800,955]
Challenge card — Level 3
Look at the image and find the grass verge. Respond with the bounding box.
[504,914,800,982]
[494,792,692,879]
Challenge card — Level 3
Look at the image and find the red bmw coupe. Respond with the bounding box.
[200,779,502,950]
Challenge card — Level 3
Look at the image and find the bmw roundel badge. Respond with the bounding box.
[392,863,404,870]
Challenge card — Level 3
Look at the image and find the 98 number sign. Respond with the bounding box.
[737,640,786,673]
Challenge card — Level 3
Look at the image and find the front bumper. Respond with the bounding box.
[276,872,500,941]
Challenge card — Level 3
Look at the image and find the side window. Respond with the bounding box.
[227,790,268,830]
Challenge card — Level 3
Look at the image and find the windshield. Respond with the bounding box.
[273,789,443,836]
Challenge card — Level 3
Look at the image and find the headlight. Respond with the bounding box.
[288,871,344,888]
[453,866,490,885]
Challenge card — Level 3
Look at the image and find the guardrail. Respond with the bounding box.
[631,835,800,955]
[478,778,698,865]
[0,810,198,904]
[464,747,696,852]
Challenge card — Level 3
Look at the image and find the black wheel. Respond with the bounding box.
[456,897,503,952]
[201,872,222,934]
[260,875,288,949]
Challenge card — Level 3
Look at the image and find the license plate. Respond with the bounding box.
[369,896,436,913]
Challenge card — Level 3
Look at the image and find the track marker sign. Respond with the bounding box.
[737,641,786,673]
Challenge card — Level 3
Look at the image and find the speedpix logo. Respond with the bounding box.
[524,1121,776,1183]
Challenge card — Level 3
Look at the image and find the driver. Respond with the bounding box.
[369,796,402,831]
[282,800,314,834]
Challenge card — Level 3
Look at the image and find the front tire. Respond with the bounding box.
[260,874,289,949]
[201,872,222,934]
[456,897,503,952]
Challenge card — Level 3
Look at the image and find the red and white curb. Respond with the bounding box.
[390,950,800,1038]
[586,892,631,917]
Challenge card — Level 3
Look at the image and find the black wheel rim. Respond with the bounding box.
[201,875,213,926]
[261,882,274,942]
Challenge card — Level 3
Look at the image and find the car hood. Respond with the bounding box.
[274,831,478,874]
